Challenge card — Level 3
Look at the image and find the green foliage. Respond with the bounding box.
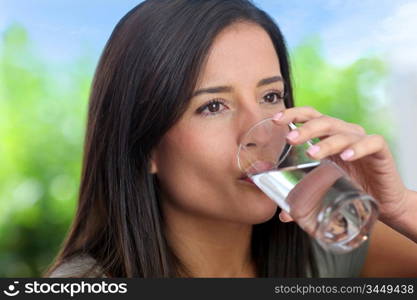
[290,37,391,141]
[0,26,391,277]
[0,24,92,276]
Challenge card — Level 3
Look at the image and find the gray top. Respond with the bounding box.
[48,239,369,278]
[48,255,106,278]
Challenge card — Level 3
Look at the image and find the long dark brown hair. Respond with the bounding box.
[45,0,318,277]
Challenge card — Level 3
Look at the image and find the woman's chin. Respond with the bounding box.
[233,181,280,223]
[240,194,279,224]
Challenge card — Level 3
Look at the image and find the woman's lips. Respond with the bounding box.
[239,161,275,185]
[238,176,255,185]
[245,161,276,176]
[243,177,254,184]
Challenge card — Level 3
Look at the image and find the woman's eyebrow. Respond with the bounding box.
[192,86,232,97]
[256,75,283,87]
[192,75,283,98]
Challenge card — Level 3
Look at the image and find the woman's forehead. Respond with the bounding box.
[196,22,281,87]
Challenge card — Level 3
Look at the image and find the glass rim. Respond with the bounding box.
[237,117,292,173]
[237,117,316,173]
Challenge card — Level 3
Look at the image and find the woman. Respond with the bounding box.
[45,0,417,278]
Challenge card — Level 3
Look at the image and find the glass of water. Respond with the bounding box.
[237,117,379,253]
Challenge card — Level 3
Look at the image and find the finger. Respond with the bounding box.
[279,211,294,223]
[285,116,366,145]
[337,134,389,162]
[272,106,322,124]
[305,133,363,160]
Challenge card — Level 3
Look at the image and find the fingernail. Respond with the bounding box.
[286,130,299,141]
[279,213,292,223]
[273,112,283,121]
[307,145,320,157]
[340,149,355,160]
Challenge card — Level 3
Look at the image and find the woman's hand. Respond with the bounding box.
[272,107,409,228]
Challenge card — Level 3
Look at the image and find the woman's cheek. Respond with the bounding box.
[161,119,238,183]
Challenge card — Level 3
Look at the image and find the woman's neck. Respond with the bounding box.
[162,201,256,278]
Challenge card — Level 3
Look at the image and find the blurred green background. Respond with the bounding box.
[6,0,416,276]
[0,24,93,276]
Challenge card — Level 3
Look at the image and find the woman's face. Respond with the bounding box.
[152,22,286,224]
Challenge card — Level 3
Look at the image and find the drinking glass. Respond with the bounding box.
[237,117,379,253]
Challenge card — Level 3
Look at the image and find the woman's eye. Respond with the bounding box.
[263,92,284,104]
[207,101,222,112]
[196,100,227,116]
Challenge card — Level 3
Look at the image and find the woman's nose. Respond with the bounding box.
[244,122,271,149]
[240,102,268,127]
[239,107,273,149]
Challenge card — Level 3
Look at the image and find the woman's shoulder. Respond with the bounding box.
[48,254,106,278]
